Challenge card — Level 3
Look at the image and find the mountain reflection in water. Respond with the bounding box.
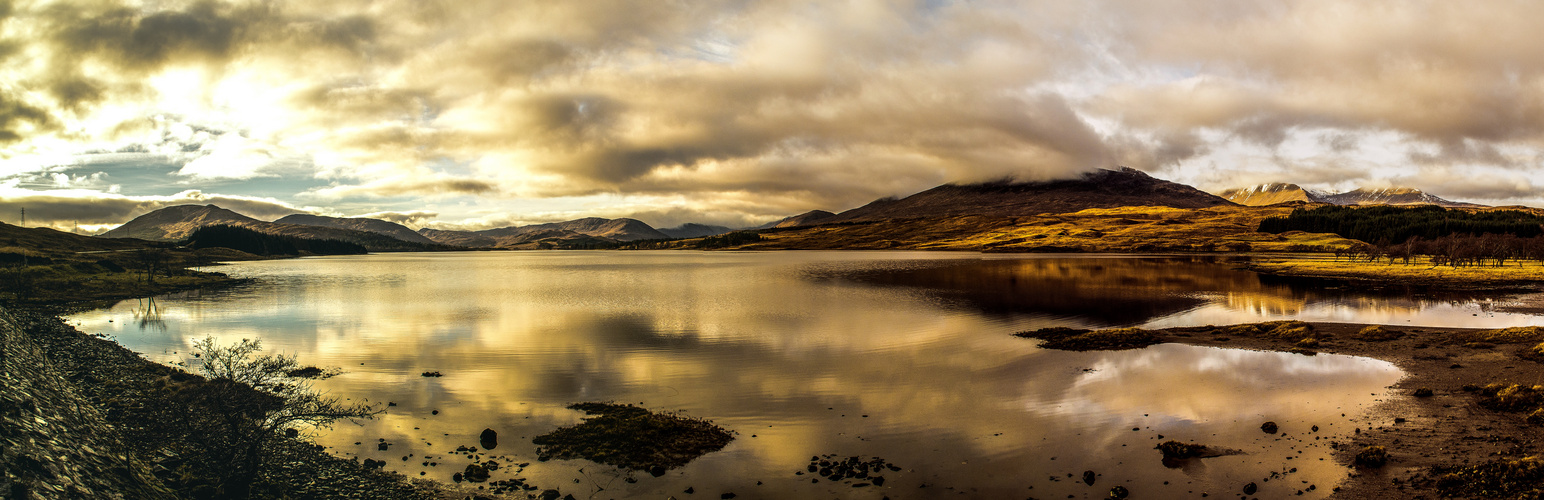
[63,251,1509,498]
[812,255,1532,328]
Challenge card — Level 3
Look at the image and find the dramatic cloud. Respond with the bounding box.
[5,0,1544,227]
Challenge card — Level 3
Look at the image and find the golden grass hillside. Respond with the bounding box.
[736,205,1358,253]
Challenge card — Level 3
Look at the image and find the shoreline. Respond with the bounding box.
[1020,321,1544,499]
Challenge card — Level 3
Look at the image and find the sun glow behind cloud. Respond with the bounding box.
[5,0,1544,231]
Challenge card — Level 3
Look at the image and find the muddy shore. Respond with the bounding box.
[1023,321,1544,499]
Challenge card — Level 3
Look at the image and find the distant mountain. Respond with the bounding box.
[1321,187,1483,208]
[99,205,443,252]
[274,214,437,244]
[478,217,669,242]
[1215,184,1484,208]
[658,223,735,239]
[756,210,836,229]
[418,228,498,248]
[419,217,670,248]
[824,167,1234,223]
[1219,183,1330,206]
[99,205,258,240]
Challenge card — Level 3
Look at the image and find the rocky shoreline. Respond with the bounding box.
[1,304,444,499]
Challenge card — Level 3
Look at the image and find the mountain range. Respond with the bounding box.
[1218,183,1482,208]
[98,205,446,252]
[94,168,1494,252]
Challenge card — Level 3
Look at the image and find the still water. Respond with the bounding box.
[68,251,1513,498]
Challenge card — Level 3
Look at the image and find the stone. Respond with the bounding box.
[480,428,498,450]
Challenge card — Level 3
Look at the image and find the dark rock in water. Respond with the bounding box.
[872,476,885,486]
[452,473,464,483]
[285,366,326,378]
[422,371,443,377]
[1413,387,1434,397]
[431,409,439,415]
[463,463,491,482]
[1083,470,1096,486]
[1109,485,1130,499]
[480,428,498,450]
[377,442,389,451]
[538,489,560,500]
[721,493,736,499]
[649,465,667,477]
[1243,482,1258,495]
[1260,421,1278,434]
[532,403,734,471]
[284,428,299,438]
[684,486,694,494]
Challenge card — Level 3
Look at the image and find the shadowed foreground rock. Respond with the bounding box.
[533,403,734,471]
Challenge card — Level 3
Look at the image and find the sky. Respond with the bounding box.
[5,0,1544,233]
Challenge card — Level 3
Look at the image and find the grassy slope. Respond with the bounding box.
[0,222,251,306]
[737,205,1358,252]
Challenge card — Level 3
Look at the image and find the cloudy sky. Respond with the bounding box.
[5,0,1544,232]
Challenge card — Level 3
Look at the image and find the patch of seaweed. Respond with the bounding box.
[1354,446,1389,468]
[1475,383,1544,413]
[1451,327,1544,345]
[1014,327,1160,351]
[1355,325,1405,342]
[1213,321,1325,343]
[533,403,734,471]
[1430,456,1544,499]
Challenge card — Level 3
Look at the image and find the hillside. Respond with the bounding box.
[418,228,498,248]
[1220,183,1329,206]
[98,205,256,240]
[747,205,1354,253]
[479,217,668,241]
[98,205,443,252]
[1,222,150,257]
[756,210,836,229]
[823,168,1235,224]
[274,214,436,244]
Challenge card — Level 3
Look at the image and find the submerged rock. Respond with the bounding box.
[480,428,498,450]
[1261,421,1279,434]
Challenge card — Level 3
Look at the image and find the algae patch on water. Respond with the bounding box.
[533,403,734,471]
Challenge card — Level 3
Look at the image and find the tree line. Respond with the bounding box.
[1258,204,1544,243]
[1338,233,1544,268]
[185,225,367,256]
[1259,205,1544,268]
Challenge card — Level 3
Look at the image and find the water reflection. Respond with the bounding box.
[64,252,1420,498]
[817,255,1543,328]
[132,296,166,331]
